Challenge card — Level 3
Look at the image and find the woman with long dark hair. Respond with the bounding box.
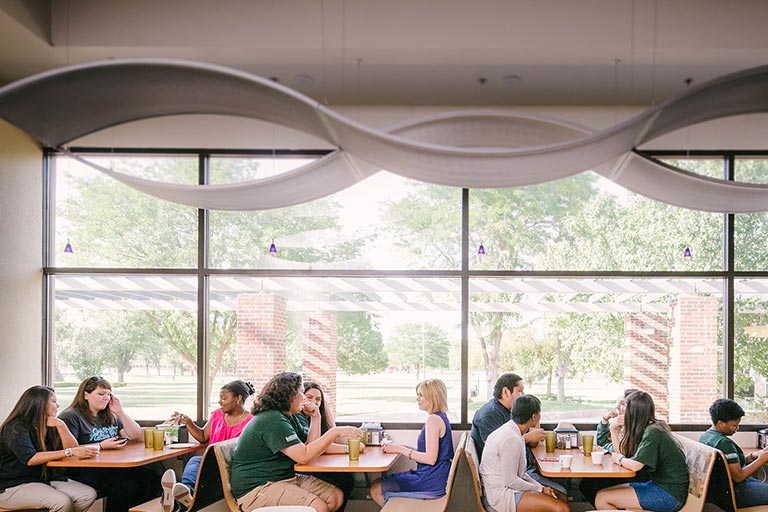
[0,386,98,512]
[229,372,361,512]
[300,381,355,511]
[594,391,689,512]
[59,376,158,512]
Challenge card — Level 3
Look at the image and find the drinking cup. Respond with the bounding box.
[348,438,360,461]
[591,450,604,465]
[152,428,165,450]
[582,434,594,456]
[559,454,573,469]
[143,428,154,448]
[545,431,556,453]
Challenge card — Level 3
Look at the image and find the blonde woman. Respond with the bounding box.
[370,379,454,506]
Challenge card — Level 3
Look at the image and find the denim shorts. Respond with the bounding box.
[630,481,683,512]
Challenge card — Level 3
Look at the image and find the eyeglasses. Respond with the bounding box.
[87,375,104,384]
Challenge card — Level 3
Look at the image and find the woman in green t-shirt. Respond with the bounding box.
[594,391,689,512]
[229,372,361,512]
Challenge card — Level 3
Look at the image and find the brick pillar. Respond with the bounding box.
[236,293,287,393]
[624,313,670,420]
[668,296,718,423]
[302,313,338,416]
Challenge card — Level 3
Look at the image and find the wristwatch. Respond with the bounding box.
[65,448,73,457]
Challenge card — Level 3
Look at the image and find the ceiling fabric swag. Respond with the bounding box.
[1,59,768,212]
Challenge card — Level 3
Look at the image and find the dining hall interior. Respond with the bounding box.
[1,1,768,511]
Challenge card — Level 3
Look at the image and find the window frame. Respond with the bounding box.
[42,147,768,431]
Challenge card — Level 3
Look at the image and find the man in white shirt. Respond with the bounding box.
[480,395,569,512]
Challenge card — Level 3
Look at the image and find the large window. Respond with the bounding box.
[46,150,768,428]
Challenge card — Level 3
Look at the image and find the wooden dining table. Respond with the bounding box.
[532,445,636,478]
[295,446,400,473]
[47,441,204,468]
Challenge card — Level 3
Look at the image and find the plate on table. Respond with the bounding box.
[167,443,197,449]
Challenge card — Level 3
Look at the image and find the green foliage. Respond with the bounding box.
[336,312,388,374]
[386,322,450,379]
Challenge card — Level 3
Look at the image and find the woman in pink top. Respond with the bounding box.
[161,380,255,511]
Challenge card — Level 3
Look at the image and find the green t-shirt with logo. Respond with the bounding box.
[699,428,746,467]
[632,423,689,503]
[229,409,306,498]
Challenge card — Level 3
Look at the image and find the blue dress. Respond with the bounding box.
[381,412,454,501]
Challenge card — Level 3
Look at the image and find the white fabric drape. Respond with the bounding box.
[1,59,768,212]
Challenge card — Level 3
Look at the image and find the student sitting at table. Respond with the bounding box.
[230,372,361,512]
[0,385,99,512]
[161,380,255,512]
[699,398,768,508]
[470,373,564,496]
[479,394,569,512]
[580,388,643,506]
[298,381,355,512]
[370,378,454,506]
[594,391,688,512]
[59,375,159,512]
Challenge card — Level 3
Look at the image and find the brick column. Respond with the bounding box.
[668,296,718,423]
[236,293,287,393]
[623,313,670,420]
[302,313,338,416]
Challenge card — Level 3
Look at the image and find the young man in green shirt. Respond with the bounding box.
[699,399,768,508]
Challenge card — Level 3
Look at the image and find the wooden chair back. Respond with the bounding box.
[213,439,242,512]
[673,434,719,512]
[710,448,768,512]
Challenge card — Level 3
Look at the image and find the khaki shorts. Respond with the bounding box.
[237,474,339,511]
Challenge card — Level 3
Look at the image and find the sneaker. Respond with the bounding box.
[161,469,176,512]
[173,482,193,508]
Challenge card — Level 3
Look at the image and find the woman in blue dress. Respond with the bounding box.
[370,378,453,506]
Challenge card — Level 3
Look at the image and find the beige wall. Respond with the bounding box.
[0,120,43,417]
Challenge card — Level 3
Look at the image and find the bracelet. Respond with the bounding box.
[408,449,413,460]
[617,454,624,465]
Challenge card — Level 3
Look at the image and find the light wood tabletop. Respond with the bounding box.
[295,446,400,473]
[532,445,636,478]
[47,441,204,468]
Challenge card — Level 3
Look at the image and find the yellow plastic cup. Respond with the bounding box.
[582,434,594,456]
[545,431,556,453]
[152,429,165,450]
[143,428,154,448]
[348,438,360,461]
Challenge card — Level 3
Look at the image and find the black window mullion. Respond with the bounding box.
[196,153,210,423]
[461,188,469,427]
[724,154,735,399]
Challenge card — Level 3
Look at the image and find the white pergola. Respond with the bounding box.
[53,275,743,314]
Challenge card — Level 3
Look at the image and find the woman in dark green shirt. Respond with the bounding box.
[594,391,688,512]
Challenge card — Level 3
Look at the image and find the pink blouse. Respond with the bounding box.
[208,408,253,444]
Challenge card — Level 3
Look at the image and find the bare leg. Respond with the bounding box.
[595,483,643,511]
[517,491,570,512]
[327,487,344,512]
[369,479,385,506]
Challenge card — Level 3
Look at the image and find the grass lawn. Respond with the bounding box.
[54,369,621,423]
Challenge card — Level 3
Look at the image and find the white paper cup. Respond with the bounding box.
[560,454,573,468]
[591,450,604,464]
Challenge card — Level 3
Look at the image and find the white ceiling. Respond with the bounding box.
[1,0,767,106]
